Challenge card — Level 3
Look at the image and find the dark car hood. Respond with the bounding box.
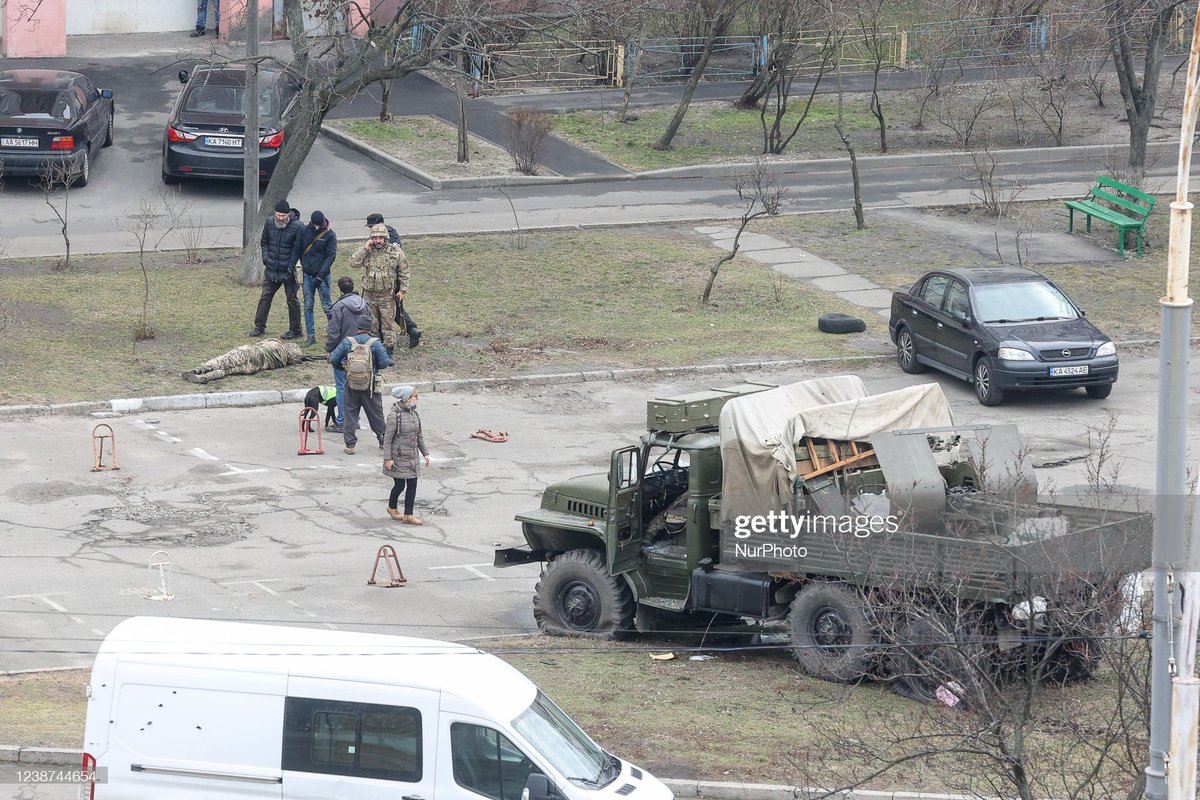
[988,317,1107,348]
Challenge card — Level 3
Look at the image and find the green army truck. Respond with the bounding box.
[495,377,1151,693]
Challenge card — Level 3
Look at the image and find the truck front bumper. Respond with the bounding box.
[494,546,546,567]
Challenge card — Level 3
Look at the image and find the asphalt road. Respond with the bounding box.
[2,53,1199,258]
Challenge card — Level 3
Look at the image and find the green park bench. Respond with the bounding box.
[1064,175,1156,257]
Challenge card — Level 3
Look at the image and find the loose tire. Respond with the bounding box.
[896,327,924,374]
[788,582,876,682]
[818,312,866,335]
[973,356,1005,406]
[1085,384,1112,400]
[533,549,635,639]
[103,114,114,147]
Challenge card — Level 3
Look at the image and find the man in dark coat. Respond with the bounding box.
[250,199,304,339]
[324,276,368,432]
[299,210,338,347]
[367,212,421,349]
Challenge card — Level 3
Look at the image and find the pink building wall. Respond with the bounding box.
[3,0,67,57]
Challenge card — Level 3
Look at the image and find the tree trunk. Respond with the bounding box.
[618,36,645,123]
[702,250,736,303]
[653,12,728,151]
[736,68,771,110]
[870,88,886,153]
[1109,2,1176,179]
[835,121,865,230]
[379,80,391,122]
[455,74,469,163]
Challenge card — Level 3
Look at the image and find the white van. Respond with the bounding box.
[80,617,674,800]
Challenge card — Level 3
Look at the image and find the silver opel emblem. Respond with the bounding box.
[1062,349,1071,358]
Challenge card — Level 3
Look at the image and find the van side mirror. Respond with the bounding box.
[178,69,190,84]
[522,774,557,800]
[100,89,113,99]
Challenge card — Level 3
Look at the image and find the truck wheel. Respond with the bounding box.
[1043,636,1103,685]
[788,583,876,682]
[888,614,982,707]
[533,550,635,639]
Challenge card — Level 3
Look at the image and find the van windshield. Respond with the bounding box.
[512,691,613,788]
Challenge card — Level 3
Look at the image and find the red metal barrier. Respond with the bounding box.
[298,408,324,455]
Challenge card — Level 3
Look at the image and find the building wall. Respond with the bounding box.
[67,0,196,35]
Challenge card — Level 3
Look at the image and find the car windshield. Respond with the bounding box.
[973,280,1078,323]
[512,691,612,788]
[0,88,72,119]
[183,83,273,117]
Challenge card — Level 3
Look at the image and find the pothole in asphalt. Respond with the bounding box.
[83,501,251,547]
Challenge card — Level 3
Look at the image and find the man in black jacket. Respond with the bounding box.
[299,210,338,347]
[366,212,421,349]
[250,199,304,339]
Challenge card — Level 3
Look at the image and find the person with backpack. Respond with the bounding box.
[383,385,430,525]
[328,313,393,454]
[299,210,338,348]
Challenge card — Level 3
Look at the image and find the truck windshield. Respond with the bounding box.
[512,690,612,788]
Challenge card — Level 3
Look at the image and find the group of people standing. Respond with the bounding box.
[260,201,431,525]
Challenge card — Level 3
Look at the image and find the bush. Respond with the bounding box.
[506,107,552,175]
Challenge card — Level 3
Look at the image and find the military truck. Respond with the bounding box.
[495,377,1151,693]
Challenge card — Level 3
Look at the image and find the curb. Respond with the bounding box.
[4,354,898,421]
[3,337,1181,421]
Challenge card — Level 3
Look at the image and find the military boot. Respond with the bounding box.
[408,327,422,349]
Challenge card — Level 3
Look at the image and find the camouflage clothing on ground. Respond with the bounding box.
[182,339,304,384]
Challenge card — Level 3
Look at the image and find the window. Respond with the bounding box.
[283,697,422,782]
[944,281,969,320]
[972,280,1078,324]
[184,83,273,116]
[919,275,949,308]
[72,85,89,112]
[451,723,540,800]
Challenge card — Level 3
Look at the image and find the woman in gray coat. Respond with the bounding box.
[383,385,430,524]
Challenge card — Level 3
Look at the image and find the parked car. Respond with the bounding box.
[888,266,1117,406]
[162,64,302,185]
[0,69,114,187]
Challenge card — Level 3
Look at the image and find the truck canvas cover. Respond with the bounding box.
[717,378,956,524]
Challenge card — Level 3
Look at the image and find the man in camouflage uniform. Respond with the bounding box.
[349,223,409,357]
[182,339,304,384]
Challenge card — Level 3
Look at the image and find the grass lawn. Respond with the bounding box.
[1,636,1144,796]
[327,116,522,179]
[0,223,880,405]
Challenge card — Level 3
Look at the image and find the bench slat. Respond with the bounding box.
[1089,188,1152,217]
[1097,174,1156,205]
[1065,200,1141,225]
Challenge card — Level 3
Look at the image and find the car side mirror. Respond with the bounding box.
[178,69,190,84]
[522,774,559,800]
[100,89,113,99]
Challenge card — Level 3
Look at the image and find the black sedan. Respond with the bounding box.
[162,64,301,185]
[0,69,114,187]
[888,266,1117,406]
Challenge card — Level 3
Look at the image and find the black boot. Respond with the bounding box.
[281,329,302,340]
[248,326,265,337]
[190,26,206,37]
[385,345,395,358]
[408,328,422,349]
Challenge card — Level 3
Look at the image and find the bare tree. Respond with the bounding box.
[652,0,741,151]
[506,106,552,174]
[701,160,786,303]
[39,158,78,270]
[936,80,1003,150]
[755,3,839,156]
[957,143,1027,216]
[124,194,179,341]
[851,0,890,153]
[1107,0,1189,178]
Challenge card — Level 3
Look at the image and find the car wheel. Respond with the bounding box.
[73,148,90,187]
[103,114,114,147]
[818,312,866,334]
[974,357,1005,406]
[788,582,877,682]
[162,169,181,185]
[1085,384,1113,400]
[896,327,924,374]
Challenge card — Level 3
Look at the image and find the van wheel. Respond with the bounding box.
[533,550,635,639]
[896,327,924,374]
[974,357,1004,406]
[788,582,876,682]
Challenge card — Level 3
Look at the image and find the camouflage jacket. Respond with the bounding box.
[350,241,410,295]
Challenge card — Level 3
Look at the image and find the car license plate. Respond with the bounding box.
[1,137,38,148]
[1049,365,1088,376]
[206,136,242,148]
